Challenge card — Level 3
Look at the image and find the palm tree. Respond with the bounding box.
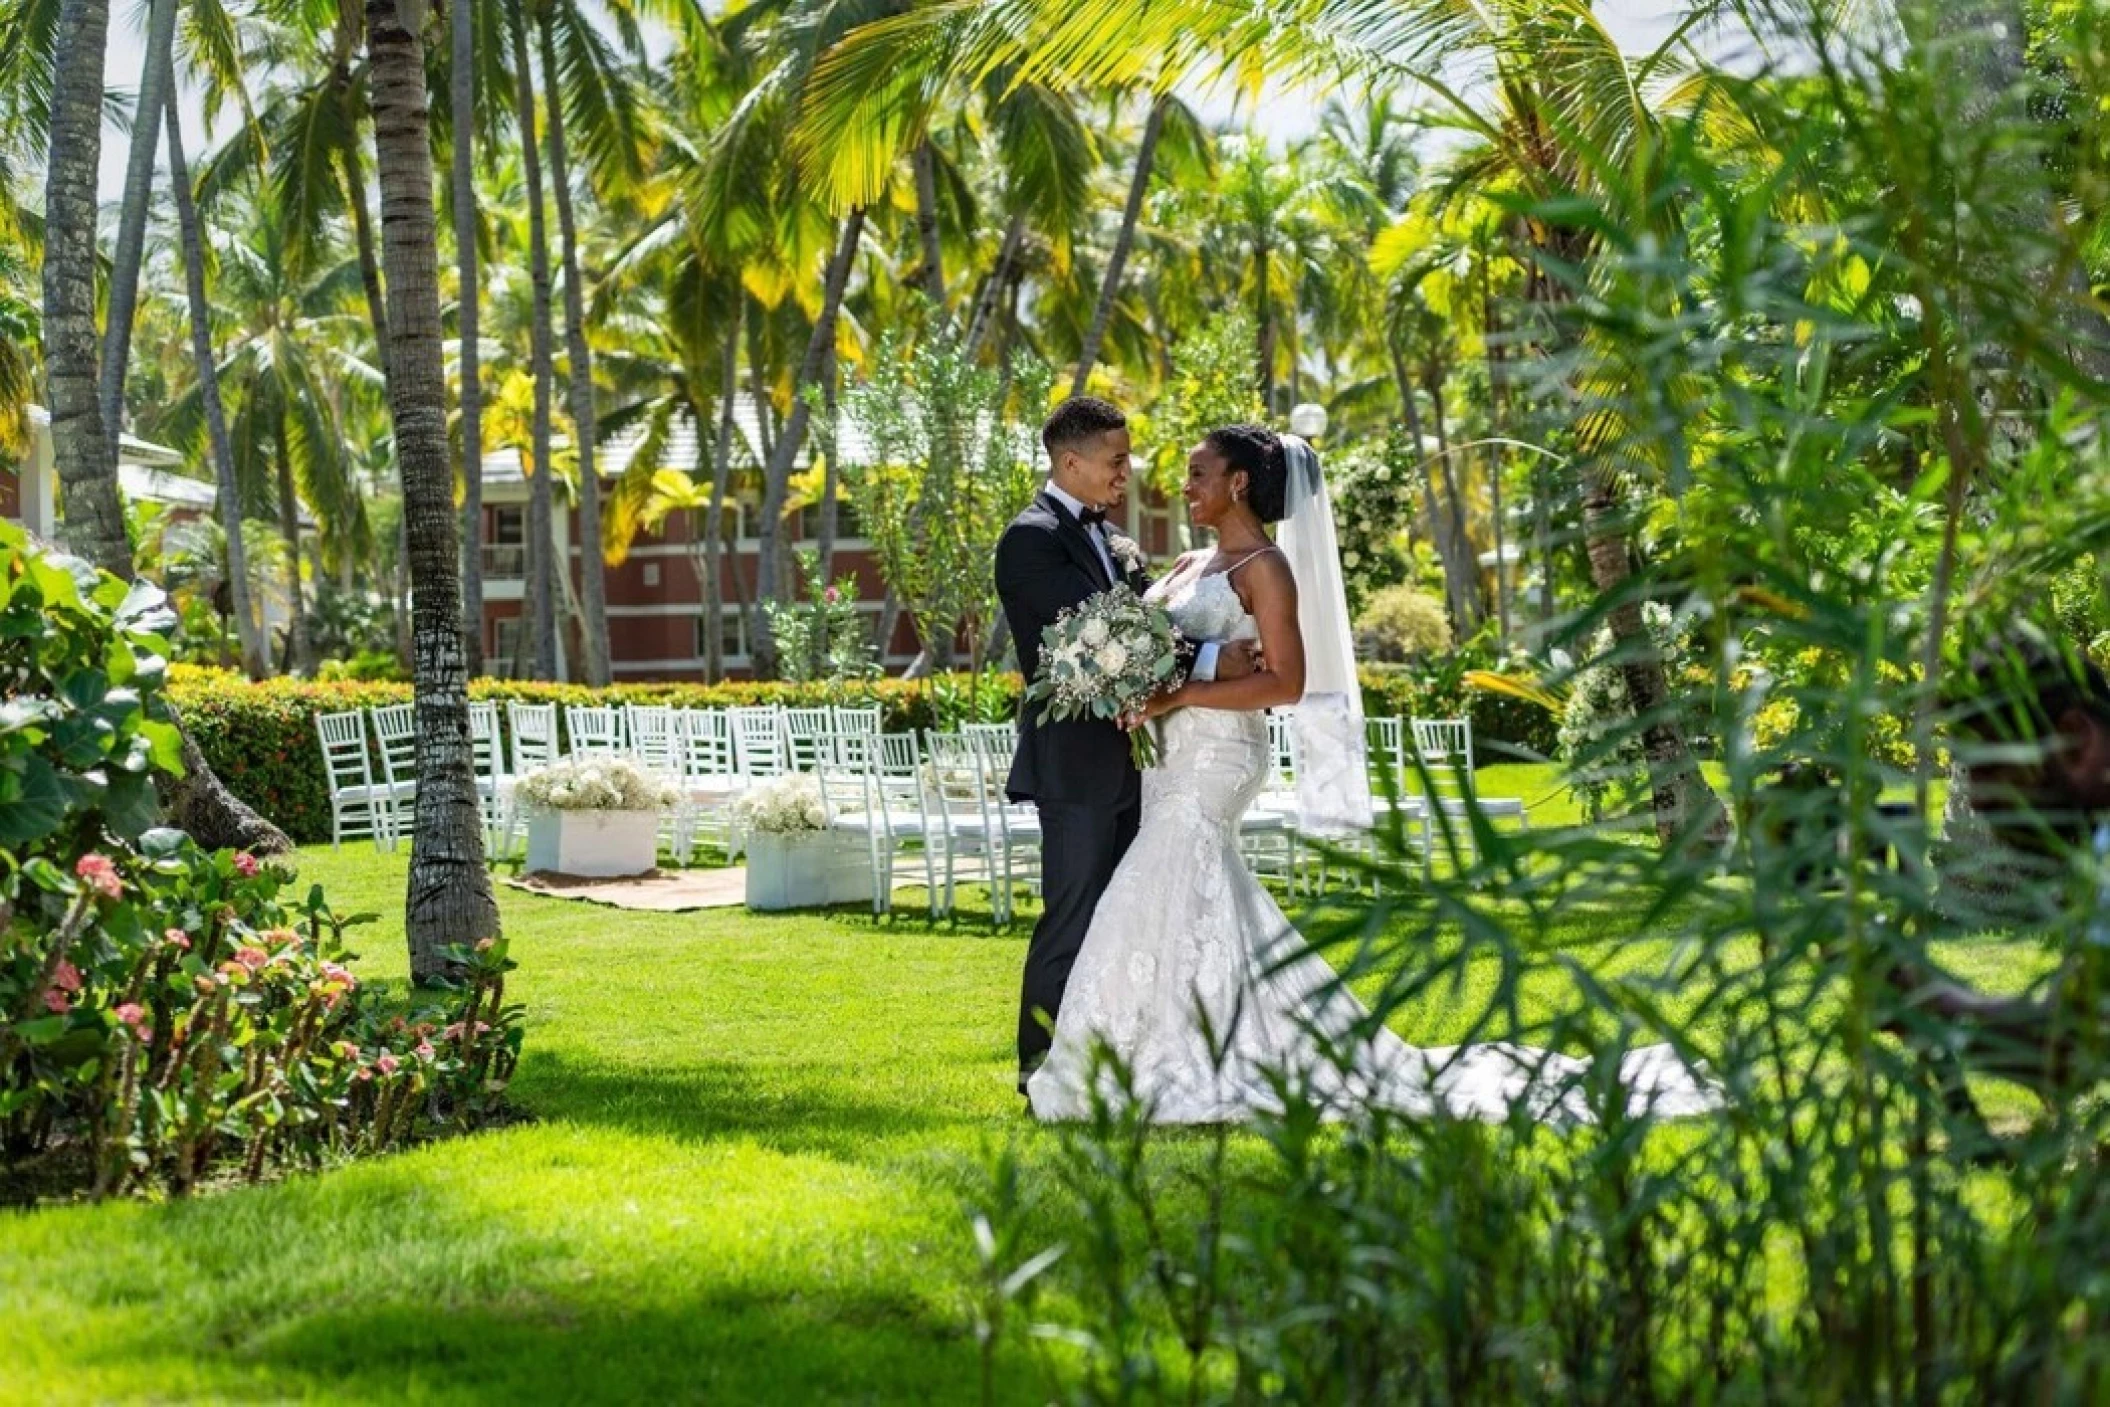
[452,0,486,674]
[507,0,559,680]
[536,0,649,688]
[164,85,268,679]
[362,0,501,980]
[42,0,125,571]
[148,183,376,676]
[97,0,179,451]
[38,0,289,855]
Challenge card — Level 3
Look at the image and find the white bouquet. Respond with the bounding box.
[1026,584,1183,767]
[730,774,831,835]
[516,756,679,813]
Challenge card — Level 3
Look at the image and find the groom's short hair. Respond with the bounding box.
[1041,397,1127,460]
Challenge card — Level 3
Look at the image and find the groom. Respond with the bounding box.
[996,396,1258,1096]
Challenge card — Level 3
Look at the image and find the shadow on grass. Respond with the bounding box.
[237,1288,1032,1406]
[512,1048,987,1158]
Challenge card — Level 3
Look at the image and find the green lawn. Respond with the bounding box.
[0,764,2014,1404]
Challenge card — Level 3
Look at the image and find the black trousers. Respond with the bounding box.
[1018,798,1140,1091]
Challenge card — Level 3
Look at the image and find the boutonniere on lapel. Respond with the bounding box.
[1107,532,1147,576]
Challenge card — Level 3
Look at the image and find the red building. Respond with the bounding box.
[474,402,1185,681]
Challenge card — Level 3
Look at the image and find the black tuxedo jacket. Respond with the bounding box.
[996,492,1156,808]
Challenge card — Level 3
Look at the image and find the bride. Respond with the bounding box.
[1025,425,1716,1125]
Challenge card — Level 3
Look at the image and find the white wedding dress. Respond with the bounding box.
[1025,569,1718,1126]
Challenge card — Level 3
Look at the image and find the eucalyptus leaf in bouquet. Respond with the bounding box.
[1024,585,1183,767]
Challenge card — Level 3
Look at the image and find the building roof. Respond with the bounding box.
[27,405,187,468]
[476,395,880,485]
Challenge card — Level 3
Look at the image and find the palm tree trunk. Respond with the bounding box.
[703,318,739,683]
[1255,242,1276,412]
[1424,365,1478,628]
[98,0,179,454]
[1392,345,1469,632]
[364,0,501,982]
[167,90,268,681]
[509,0,558,681]
[912,140,944,314]
[816,343,841,576]
[272,410,315,674]
[453,0,484,675]
[1581,473,1727,848]
[753,207,864,679]
[45,0,126,573]
[1073,95,1167,395]
[337,70,390,372]
[41,0,290,859]
[1485,276,1511,647]
[966,212,1026,360]
[539,14,610,687]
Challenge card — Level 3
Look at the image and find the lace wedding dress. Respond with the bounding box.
[1025,569,1718,1126]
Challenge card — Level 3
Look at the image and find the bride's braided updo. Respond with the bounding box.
[1205,424,1289,524]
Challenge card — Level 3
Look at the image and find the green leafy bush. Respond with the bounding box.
[1354,585,1453,663]
[0,522,520,1197]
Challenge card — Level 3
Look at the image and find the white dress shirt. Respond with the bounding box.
[1042,480,1218,682]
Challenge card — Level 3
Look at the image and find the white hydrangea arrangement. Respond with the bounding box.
[516,756,679,813]
[730,774,831,835]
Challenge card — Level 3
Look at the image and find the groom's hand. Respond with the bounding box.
[1214,640,1265,680]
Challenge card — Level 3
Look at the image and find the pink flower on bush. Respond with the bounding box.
[264,927,303,953]
[74,853,122,900]
[164,928,191,951]
[52,960,82,994]
[233,947,270,973]
[335,1041,360,1061]
[824,585,842,605]
[375,1053,401,1077]
[41,987,71,1015]
[232,852,260,878]
[414,1041,436,1063]
[114,1003,150,1040]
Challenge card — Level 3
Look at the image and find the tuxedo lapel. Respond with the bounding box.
[1037,491,1113,591]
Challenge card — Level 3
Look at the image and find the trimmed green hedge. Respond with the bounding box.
[169,663,1557,846]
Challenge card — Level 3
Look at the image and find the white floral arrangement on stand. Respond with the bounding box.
[517,756,679,813]
[729,774,830,835]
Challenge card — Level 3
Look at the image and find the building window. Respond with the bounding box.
[485,505,527,577]
[698,608,748,662]
[788,501,863,542]
[493,615,523,666]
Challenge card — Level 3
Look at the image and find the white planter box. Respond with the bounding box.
[525,809,660,878]
[744,829,872,911]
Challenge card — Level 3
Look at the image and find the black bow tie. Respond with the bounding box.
[1078,507,1107,527]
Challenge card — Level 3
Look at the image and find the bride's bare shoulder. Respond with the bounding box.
[1232,546,1298,608]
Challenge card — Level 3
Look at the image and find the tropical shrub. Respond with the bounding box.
[1354,585,1453,663]
[0,522,520,1197]
[1556,602,1700,819]
[3,834,521,1197]
[1328,434,1420,612]
[760,548,880,684]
